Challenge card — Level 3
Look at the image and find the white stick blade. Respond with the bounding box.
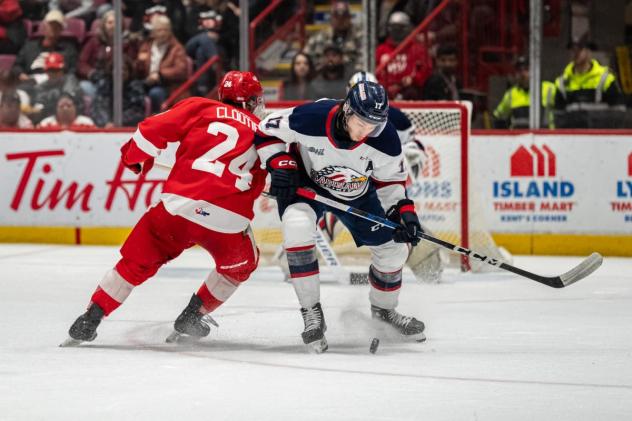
[559,252,604,287]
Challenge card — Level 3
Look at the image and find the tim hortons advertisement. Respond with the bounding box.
[471,133,632,234]
[1,132,165,226]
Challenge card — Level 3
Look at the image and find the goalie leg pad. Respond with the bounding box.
[282,203,321,308]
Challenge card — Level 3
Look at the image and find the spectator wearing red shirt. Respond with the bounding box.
[376,11,432,100]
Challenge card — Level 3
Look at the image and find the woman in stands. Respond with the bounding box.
[281,52,317,101]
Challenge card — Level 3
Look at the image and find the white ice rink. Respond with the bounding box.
[1,243,631,420]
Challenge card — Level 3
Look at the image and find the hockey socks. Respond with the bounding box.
[286,244,320,309]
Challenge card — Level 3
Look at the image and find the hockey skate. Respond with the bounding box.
[371,305,426,342]
[300,303,328,353]
[166,294,217,344]
[60,303,105,347]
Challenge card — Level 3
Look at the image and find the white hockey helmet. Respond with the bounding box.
[346,71,378,93]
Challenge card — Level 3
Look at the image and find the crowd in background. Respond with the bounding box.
[0,0,627,130]
[0,0,241,129]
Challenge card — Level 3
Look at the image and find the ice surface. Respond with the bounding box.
[0,244,631,420]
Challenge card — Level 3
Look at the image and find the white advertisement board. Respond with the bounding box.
[0,131,630,239]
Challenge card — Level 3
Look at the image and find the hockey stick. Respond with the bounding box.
[293,188,603,289]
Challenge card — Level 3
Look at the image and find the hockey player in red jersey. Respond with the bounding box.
[63,71,268,346]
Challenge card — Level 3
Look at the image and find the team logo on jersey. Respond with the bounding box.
[195,207,210,216]
[310,165,368,195]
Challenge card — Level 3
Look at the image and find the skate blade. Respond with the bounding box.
[165,331,202,344]
[403,332,427,343]
[306,337,328,354]
[59,337,85,347]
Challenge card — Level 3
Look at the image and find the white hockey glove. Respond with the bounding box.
[403,136,428,179]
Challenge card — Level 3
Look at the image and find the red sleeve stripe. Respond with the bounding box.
[400,204,416,214]
[371,178,406,189]
[132,128,161,157]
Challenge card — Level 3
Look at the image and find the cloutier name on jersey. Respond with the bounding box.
[216,106,259,132]
[256,100,408,206]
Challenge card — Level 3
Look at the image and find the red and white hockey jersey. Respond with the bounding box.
[122,97,267,233]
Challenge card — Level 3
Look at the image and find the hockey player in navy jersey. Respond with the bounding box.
[257,81,426,353]
[318,71,444,283]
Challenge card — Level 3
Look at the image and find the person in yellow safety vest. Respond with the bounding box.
[554,36,626,128]
[493,56,556,129]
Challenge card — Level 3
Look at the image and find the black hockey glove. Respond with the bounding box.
[386,199,422,246]
[267,152,299,200]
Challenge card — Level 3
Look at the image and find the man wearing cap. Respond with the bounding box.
[304,0,363,72]
[31,52,82,124]
[493,56,556,129]
[311,44,354,99]
[185,9,222,96]
[376,11,432,100]
[554,35,625,128]
[13,10,78,84]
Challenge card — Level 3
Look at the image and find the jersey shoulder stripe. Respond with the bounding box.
[288,100,339,137]
[365,122,402,157]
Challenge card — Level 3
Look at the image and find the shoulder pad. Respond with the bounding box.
[288,100,338,136]
[365,122,402,157]
[387,106,412,131]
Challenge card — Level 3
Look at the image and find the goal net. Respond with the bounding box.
[251,101,507,275]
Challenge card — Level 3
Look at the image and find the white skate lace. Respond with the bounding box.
[387,310,413,328]
[303,307,322,331]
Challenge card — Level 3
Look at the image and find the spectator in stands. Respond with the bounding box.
[377,0,430,42]
[0,68,31,113]
[38,92,94,128]
[185,9,221,96]
[493,56,556,129]
[126,1,187,44]
[554,36,626,128]
[304,0,363,72]
[311,44,354,99]
[31,52,82,124]
[13,10,78,84]
[281,52,317,100]
[135,14,188,113]
[78,10,138,103]
[48,0,96,26]
[376,11,432,100]
[91,57,146,127]
[0,0,26,54]
[0,89,33,128]
[422,43,460,100]
[185,0,240,70]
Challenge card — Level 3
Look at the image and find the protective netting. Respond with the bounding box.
[252,101,507,271]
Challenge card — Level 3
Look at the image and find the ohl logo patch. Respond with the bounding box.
[494,144,574,198]
[510,145,556,177]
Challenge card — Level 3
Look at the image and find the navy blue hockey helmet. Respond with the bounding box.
[343,81,389,124]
